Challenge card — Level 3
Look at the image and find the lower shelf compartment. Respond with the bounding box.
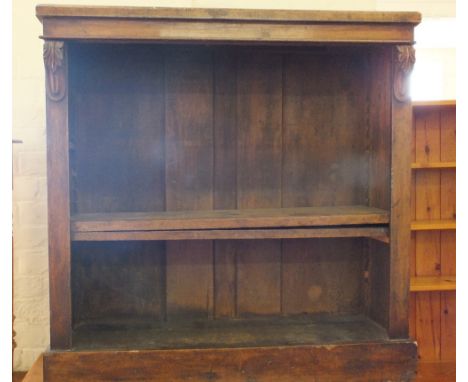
[72,314,388,350]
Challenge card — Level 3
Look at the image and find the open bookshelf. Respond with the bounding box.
[38,5,420,381]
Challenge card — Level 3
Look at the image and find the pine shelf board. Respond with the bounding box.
[412,100,456,109]
[410,220,456,231]
[411,162,456,169]
[72,205,389,233]
[410,276,456,292]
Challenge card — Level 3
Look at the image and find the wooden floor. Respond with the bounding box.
[13,356,454,381]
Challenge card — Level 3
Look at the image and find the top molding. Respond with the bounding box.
[36,5,421,44]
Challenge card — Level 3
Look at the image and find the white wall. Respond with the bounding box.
[12,0,455,371]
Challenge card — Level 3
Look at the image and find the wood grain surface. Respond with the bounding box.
[44,341,417,382]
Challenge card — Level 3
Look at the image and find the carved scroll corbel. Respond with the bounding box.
[43,41,66,101]
[394,45,415,103]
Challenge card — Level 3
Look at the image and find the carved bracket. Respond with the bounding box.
[394,45,415,103]
[44,41,66,101]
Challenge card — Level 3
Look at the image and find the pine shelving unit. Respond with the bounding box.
[409,100,456,363]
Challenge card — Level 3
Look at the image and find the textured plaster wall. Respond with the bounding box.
[12,0,455,371]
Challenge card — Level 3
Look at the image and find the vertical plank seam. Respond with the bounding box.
[234,50,239,319]
[162,49,168,322]
[437,110,443,361]
[280,53,285,316]
[211,48,216,320]
[161,241,167,322]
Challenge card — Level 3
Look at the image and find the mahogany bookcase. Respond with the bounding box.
[37,5,420,381]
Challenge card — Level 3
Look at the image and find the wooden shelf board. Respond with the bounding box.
[72,315,388,351]
[72,205,389,233]
[410,276,456,292]
[412,100,456,109]
[411,220,456,231]
[72,225,389,241]
[411,162,456,169]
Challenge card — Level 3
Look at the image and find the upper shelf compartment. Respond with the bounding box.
[71,206,389,241]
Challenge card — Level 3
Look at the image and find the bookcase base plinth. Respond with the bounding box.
[44,340,417,382]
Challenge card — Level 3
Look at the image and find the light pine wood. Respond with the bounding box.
[410,100,456,364]
[22,354,43,382]
[441,292,456,361]
[411,220,456,231]
[413,95,442,363]
[413,100,456,108]
[439,106,456,362]
[411,162,455,169]
[416,292,441,361]
[410,276,456,292]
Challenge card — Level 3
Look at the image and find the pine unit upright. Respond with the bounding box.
[38,5,421,381]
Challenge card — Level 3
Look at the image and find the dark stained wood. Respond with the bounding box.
[368,47,392,212]
[366,47,392,332]
[43,341,417,382]
[69,44,166,214]
[282,239,363,315]
[36,6,420,45]
[367,240,390,330]
[282,51,369,207]
[71,242,165,326]
[72,206,389,232]
[41,18,416,45]
[36,5,422,23]
[39,7,419,379]
[26,356,453,382]
[236,52,282,316]
[212,51,238,318]
[214,241,237,318]
[165,48,214,320]
[386,45,414,338]
[72,226,389,241]
[45,41,72,349]
[72,315,388,350]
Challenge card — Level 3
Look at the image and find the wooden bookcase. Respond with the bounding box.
[37,5,420,381]
[409,100,456,362]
